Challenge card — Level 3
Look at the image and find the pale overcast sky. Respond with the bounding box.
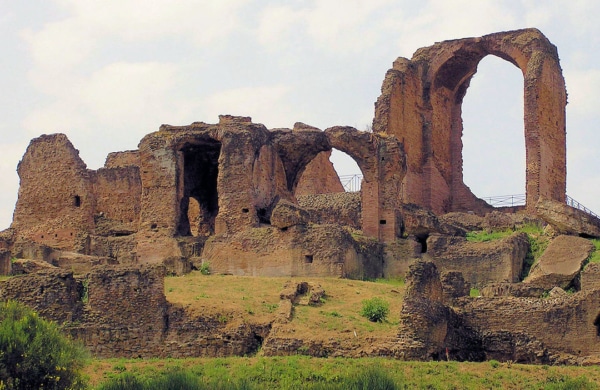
[1,1,599,229]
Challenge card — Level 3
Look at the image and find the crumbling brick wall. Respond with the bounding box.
[12,134,95,251]
[295,150,344,196]
[0,269,83,323]
[374,28,566,214]
[297,192,361,229]
[93,166,141,233]
[456,291,600,361]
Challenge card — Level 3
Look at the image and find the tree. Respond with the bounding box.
[0,300,88,389]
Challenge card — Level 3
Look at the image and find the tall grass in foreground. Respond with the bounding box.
[96,367,397,390]
[91,357,600,390]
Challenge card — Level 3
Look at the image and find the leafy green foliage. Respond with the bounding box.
[469,288,480,297]
[0,300,89,389]
[199,262,210,275]
[360,297,389,323]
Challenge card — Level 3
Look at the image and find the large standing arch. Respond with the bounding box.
[374,28,566,214]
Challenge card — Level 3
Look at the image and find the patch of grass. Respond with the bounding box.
[466,229,514,242]
[371,277,405,287]
[319,310,342,318]
[262,303,279,313]
[470,288,480,297]
[85,356,600,389]
[164,273,404,337]
[521,233,550,280]
[587,239,600,264]
[465,223,549,280]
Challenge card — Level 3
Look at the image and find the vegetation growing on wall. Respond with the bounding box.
[465,223,550,280]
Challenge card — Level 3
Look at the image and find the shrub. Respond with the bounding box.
[360,297,389,323]
[199,262,210,275]
[0,300,89,389]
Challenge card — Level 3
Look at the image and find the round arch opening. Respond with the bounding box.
[330,149,362,192]
[294,149,363,196]
[461,55,525,206]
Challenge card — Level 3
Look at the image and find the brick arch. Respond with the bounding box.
[325,126,406,241]
[375,28,566,214]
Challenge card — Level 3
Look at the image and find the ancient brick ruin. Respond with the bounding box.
[374,28,567,214]
[1,28,600,364]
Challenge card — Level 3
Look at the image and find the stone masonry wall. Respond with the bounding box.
[456,291,600,360]
[12,134,95,251]
[295,150,344,196]
[374,28,566,214]
[93,166,141,232]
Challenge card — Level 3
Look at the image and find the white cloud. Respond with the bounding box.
[257,5,305,48]
[21,21,94,73]
[22,102,87,137]
[0,142,27,230]
[565,69,600,117]
[396,1,520,56]
[51,0,246,44]
[81,62,179,123]
[304,0,397,52]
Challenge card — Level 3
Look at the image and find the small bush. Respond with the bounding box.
[489,360,500,368]
[0,300,89,389]
[360,297,389,323]
[199,262,210,275]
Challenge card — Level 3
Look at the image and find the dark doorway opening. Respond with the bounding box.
[178,141,221,236]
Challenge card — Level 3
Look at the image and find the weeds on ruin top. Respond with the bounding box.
[466,229,514,242]
[466,223,545,243]
[587,239,600,264]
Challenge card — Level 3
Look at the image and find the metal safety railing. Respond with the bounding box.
[566,195,600,219]
[482,193,599,219]
[336,174,599,220]
[338,174,363,192]
[481,194,526,208]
